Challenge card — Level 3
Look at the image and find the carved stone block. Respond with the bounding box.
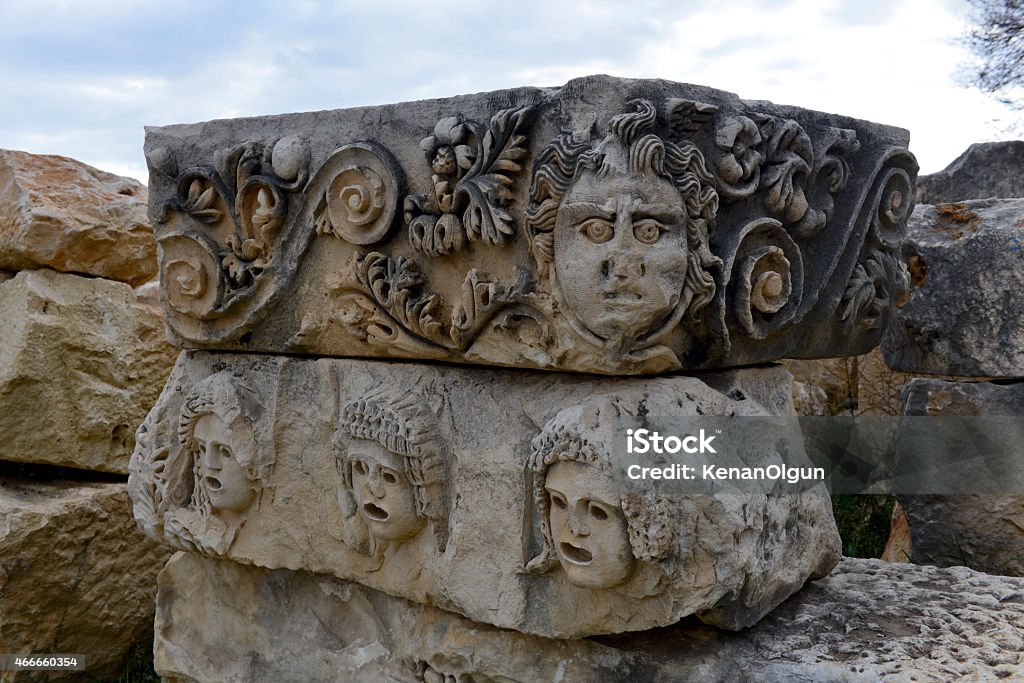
[0,269,178,474]
[128,351,839,637]
[145,75,916,374]
[0,149,156,286]
[155,552,1024,682]
[883,199,1024,377]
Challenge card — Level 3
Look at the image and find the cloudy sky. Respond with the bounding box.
[0,0,1018,183]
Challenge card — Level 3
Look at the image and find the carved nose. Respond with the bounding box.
[201,445,221,471]
[568,508,590,537]
[365,471,386,498]
[601,257,646,280]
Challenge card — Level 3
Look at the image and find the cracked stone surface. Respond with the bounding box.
[0,149,156,286]
[0,269,178,474]
[155,552,1024,683]
[883,199,1024,378]
[0,476,172,682]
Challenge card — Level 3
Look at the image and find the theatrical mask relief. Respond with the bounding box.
[145,75,916,374]
[129,354,840,637]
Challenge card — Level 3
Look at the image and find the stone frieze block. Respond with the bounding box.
[145,75,917,374]
[128,351,840,637]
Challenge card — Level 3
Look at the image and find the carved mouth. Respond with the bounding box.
[204,476,223,492]
[559,542,593,565]
[362,503,389,521]
[602,291,642,302]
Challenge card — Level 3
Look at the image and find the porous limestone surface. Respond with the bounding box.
[883,199,1024,378]
[0,149,155,285]
[154,552,1024,683]
[129,351,840,637]
[145,74,916,374]
[0,477,172,682]
[0,269,178,474]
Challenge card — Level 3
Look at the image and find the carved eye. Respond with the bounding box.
[550,492,567,510]
[353,459,368,476]
[580,219,613,244]
[589,503,609,521]
[633,220,664,245]
[381,469,399,485]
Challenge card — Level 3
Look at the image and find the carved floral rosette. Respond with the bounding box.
[128,351,840,638]
[146,76,917,373]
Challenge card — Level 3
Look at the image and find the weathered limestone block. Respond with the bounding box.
[0,149,156,285]
[145,75,916,374]
[883,199,1024,377]
[895,378,1024,576]
[155,552,1024,683]
[917,140,1024,204]
[0,476,172,682]
[0,269,178,474]
[129,351,839,637]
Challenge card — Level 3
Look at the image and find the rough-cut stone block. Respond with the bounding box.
[0,149,156,286]
[129,351,839,637]
[883,199,1024,377]
[155,552,1024,683]
[0,476,172,682]
[917,140,1024,204]
[145,75,916,374]
[896,378,1024,576]
[0,269,178,474]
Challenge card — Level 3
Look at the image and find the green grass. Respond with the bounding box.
[831,494,895,558]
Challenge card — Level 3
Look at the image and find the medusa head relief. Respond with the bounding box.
[525,99,721,357]
[333,388,450,555]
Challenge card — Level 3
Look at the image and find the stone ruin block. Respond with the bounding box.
[0,269,178,474]
[895,377,1024,576]
[0,149,155,286]
[155,552,1024,682]
[128,351,840,638]
[883,198,1024,378]
[0,475,172,681]
[144,75,916,375]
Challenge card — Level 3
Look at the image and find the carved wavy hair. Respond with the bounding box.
[333,388,449,551]
[177,371,269,515]
[525,99,721,319]
[525,421,675,576]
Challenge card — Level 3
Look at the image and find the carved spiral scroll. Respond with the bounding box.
[731,219,803,339]
[871,164,915,249]
[315,142,401,246]
[159,233,224,320]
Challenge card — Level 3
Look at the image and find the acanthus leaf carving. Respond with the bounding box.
[758,117,813,225]
[157,136,311,319]
[405,106,533,257]
[840,247,906,333]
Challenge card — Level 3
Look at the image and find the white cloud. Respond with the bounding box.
[0,0,1017,181]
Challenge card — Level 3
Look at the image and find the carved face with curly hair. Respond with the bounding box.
[526,99,721,354]
[178,372,269,517]
[334,389,448,552]
[526,407,674,590]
